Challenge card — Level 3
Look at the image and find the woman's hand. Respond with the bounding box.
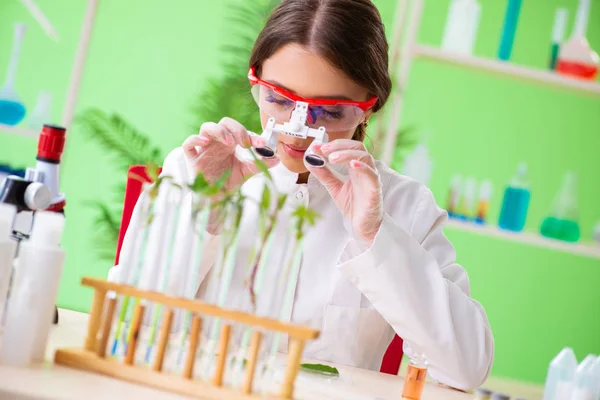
[306,139,384,244]
[182,117,279,190]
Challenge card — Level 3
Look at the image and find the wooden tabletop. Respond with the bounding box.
[0,309,543,400]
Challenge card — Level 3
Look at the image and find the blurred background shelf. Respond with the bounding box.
[446,219,600,260]
[0,123,38,138]
[413,44,600,97]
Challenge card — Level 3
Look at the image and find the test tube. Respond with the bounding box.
[402,354,428,400]
[549,8,568,70]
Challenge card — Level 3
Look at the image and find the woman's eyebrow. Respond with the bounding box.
[267,79,353,101]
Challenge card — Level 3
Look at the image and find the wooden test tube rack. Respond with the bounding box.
[54,277,320,400]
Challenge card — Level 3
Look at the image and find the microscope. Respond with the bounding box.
[0,124,67,324]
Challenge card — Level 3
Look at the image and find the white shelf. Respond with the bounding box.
[445,219,600,260]
[0,124,39,138]
[413,44,600,97]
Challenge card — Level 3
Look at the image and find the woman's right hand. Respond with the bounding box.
[182,117,279,191]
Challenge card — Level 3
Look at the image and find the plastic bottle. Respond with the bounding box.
[498,0,523,61]
[459,177,477,221]
[556,0,599,80]
[540,172,580,243]
[570,354,597,400]
[0,211,65,365]
[441,0,482,55]
[588,357,600,399]
[402,354,427,400]
[475,180,493,224]
[498,163,530,232]
[446,174,462,218]
[543,347,578,400]
[0,204,17,327]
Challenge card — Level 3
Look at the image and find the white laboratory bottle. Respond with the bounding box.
[441,0,481,55]
[587,357,600,399]
[1,211,65,365]
[0,204,17,329]
[570,354,597,400]
[543,347,578,400]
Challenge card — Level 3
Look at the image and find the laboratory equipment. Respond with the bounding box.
[588,357,600,399]
[458,177,477,221]
[540,172,580,243]
[403,141,433,186]
[18,0,59,42]
[0,24,27,126]
[0,212,65,366]
[556,0,599,80]
[543,347,578,400]
[498,0,522,61]
[0,204,17,326]
[549,9,568,70]
[498,163,530,232]
[402,354,427,400]
[446,174,462,218]
[491,393,509,400]
[475,180,492,224]
[28,92,52,131]
[441,0,481,55]
[255,102,329,168]
[570,354,597,400]
[475,388,493,399]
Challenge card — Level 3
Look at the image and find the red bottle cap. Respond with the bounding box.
[37,125,66,162]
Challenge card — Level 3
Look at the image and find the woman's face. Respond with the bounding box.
[259,44,371,174]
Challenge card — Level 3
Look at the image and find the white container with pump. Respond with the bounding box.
[0,204,17,328]
[0,211,65,365]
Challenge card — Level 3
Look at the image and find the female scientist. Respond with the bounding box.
[111,0,494,391]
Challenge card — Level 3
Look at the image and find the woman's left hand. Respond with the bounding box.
[306,139,384,244]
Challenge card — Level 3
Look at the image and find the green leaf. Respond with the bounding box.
[260,185,271,211]
[300,363,339,376]
[190,173,211,194]
[277,194,287,209]
[214,169,232,190]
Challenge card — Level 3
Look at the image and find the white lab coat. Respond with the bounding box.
[109,147,494,391]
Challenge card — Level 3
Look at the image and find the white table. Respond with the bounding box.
[0,309,543,400]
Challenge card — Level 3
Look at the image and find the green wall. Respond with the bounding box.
[1,0,599,385]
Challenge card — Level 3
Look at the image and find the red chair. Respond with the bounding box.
[114,165,403,374]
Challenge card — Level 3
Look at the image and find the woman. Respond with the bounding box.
[112,0,493,390]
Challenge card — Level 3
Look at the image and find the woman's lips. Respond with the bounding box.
[282,143,308,159]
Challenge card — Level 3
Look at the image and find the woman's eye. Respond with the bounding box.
[266,94,292,106]
[321,107,344,120]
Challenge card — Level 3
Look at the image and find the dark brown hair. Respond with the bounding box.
[249,0,392,141]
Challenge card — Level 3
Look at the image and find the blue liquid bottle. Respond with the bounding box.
[498,163,530,232]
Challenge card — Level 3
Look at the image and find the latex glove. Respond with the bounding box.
[306,139,384,244]
[182,117,280,190]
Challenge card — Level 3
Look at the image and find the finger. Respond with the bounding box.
[219,117,252,148]
[349,159,380,188]
[199,122,232,146]
[182,135,208,160]
[306,146,344,196]
[328,149,375,169]
[320,139,366,156]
